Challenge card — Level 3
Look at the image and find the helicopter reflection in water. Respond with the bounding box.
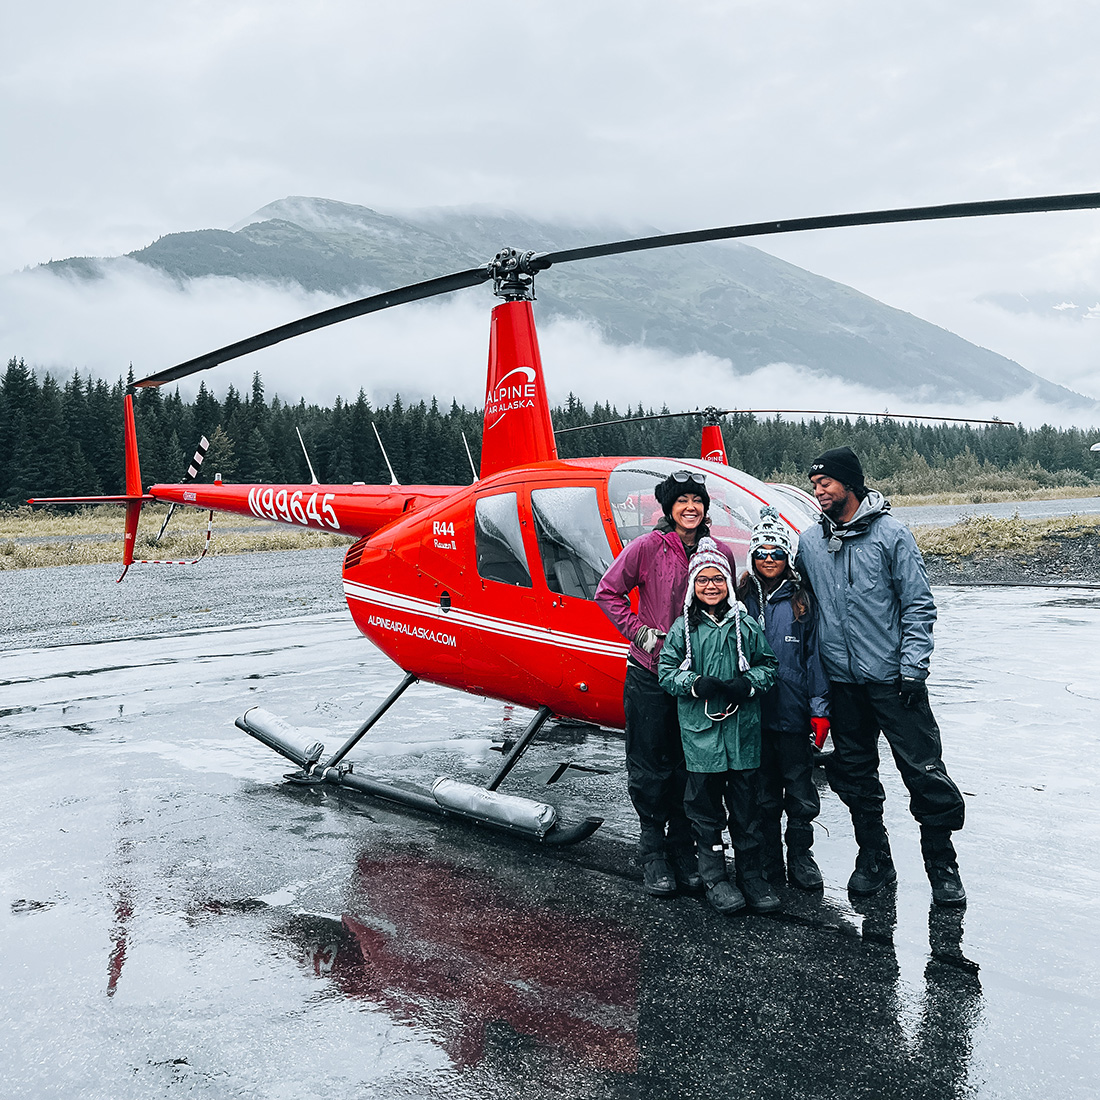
[277,852,640,1074]
[263,848,981,1097]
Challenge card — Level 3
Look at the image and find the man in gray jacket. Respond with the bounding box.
[795,447,966,907]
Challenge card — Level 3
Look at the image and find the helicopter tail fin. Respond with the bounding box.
[27,393,151,581]
[117,393,145,580]
[479,300,558,478]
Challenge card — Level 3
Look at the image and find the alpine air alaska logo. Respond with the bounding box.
[486,366,537,429]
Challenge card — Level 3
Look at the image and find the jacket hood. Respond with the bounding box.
[820,488,890,550]
[654,515,710,550]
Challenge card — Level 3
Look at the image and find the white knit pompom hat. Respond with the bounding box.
[746,504,799,623]
[680,537,747,673]
[748,504,795,557]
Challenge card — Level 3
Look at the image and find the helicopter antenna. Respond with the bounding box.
[153,434,210,543]
[295,427,320,485]
[372,422,400,486]
[461,431,478,483]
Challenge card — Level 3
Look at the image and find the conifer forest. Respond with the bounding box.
[1,356,1097,507]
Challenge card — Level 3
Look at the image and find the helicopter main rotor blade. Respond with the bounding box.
[555,408,1011,433]
[134,266,491,388]
[535,192,1100,269]
[135,190,1100,388]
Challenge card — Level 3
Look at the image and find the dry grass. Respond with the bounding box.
[1,504,282,539]
[0,505,352,571]
[913,512,1100,562]
[891,485,1100,507]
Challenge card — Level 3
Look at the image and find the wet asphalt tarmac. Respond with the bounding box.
[2,549,1099,1099]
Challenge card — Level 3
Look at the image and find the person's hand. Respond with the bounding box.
[694,676,750,709]
[810,717,830,748]
[897,677,928,708]
[721,675,752,705]
[634,625,664,653]
[692,675,725,699]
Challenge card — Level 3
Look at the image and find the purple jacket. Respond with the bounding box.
[595,528,738,673]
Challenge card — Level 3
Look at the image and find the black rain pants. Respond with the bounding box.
[623,662,694,862]
[825,680,965,833]
[684,769,764,885]
[760,726,820,852]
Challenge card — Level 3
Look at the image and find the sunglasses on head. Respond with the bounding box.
[671,470,707,485]
[753,548,788,561]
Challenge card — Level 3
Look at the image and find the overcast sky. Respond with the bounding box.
[2,0,1099,423]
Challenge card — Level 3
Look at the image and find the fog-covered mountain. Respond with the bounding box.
[43,196,1093,407]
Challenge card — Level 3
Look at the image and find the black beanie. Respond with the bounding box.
[654,471,710,517]
[808,446,865,491]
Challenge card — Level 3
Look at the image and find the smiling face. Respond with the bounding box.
[810,474,859,522]
[670,493,706,539]
[693,567,728,607]
[752,544,788,583]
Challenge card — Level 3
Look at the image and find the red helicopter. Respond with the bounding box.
[30,191,1100,845]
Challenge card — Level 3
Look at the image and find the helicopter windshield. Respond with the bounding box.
[530,486,615,601]
[607,459,781,561]
[767,482,821,525]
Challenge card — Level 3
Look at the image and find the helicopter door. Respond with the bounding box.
[463,490,552,695]
[528,484,628,718]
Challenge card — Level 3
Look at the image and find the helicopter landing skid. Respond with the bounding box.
[235,685,603,847]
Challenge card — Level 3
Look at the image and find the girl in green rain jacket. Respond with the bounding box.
[658,537,779,915]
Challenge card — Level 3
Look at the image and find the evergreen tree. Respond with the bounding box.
[202,425,237,482]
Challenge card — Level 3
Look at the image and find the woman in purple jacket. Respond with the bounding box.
[595,470,738,897]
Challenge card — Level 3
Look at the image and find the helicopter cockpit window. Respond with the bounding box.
[607,460,775,564]
[474,492,532,588]
[530,486,615,600]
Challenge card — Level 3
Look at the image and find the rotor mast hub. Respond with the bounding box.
[488,248,550,301]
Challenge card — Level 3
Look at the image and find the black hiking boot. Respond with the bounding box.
[641,857,677,897]
[670,848,703,891]
[705,879,746,915]
[786,847,824,890]
[847,849,897,896]
[926,859,967,907]
[919,826,966,907]
[738,873,781,914]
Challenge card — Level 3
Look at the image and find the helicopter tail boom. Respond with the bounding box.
[28,394,462,576]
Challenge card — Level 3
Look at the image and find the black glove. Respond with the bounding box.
[693,675,725,700]
[897,677,928,708]
[694,675,751,710]
[721,675,753,705]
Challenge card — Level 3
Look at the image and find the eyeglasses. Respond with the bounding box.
[752,548,788,561]
[694,574,728,588]
[671,470,707,485]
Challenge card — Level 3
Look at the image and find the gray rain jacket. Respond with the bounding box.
[794,490,936,684]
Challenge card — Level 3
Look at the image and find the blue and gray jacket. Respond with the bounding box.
[794,490,936,684]
[742,578,829,733]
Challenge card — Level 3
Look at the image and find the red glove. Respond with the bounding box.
[810,717,830,749]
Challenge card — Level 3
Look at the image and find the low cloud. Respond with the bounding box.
[2,263,1096,432]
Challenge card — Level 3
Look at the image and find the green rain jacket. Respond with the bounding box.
[658,606,778,773]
